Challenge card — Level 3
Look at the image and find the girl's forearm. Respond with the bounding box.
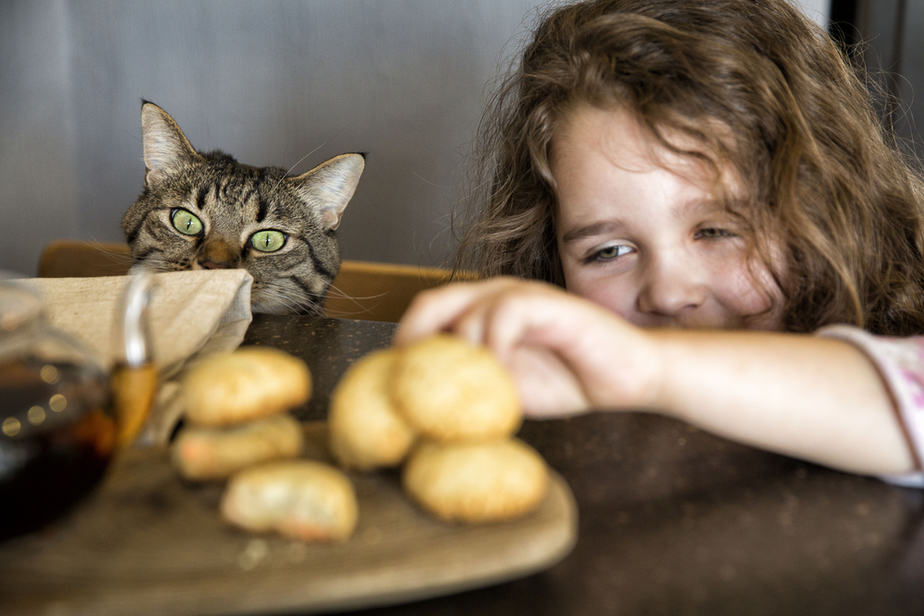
[646,330,915,475]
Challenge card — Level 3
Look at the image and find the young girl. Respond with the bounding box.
[394,0,924,485]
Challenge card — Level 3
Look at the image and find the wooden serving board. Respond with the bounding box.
[0,423,577,616]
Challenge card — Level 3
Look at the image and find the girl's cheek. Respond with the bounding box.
[567,273,634,317]
[725,262,785,329]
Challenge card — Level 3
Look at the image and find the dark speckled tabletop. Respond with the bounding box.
[244,314,924,616]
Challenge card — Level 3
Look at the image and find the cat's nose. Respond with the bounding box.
[197,239,240,269]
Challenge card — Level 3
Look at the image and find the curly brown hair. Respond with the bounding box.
[452,0,924,335]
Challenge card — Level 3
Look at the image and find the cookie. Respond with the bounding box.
[328,348,416,470]
[182,347,311,426]
[402,438,549,523]
[220,460,358,542]
[171,413,304,481]
[390,334,521,442]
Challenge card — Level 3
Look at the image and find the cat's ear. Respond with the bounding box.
[140,102,201,186]
[289,153,365,231]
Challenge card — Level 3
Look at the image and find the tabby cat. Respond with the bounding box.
[121,101,365,314]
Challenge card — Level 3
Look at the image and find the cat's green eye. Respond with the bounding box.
[170,208,203,236]
[251,230,286,253]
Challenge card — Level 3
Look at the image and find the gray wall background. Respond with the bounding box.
[855,1,924,164]
[2,0,829,276]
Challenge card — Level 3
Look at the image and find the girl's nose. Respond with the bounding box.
[636,257,707,318]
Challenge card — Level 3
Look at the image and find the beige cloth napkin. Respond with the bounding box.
[25,269,254,444]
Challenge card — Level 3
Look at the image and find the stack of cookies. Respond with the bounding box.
[169,337,548,540]
[329,334,549,524]
[172,347,311,480]
[171,347,358,542]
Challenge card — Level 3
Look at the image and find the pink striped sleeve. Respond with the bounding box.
[817,325,924,487]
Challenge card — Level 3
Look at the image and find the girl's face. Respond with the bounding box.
[551,104,785,330]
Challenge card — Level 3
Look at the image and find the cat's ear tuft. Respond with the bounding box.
[141,102,201,186]
[289,153,365,231]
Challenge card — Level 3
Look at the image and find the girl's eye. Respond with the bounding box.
[250,230,287,253]
[695,227,736,240]
[170,208,203,236]
[587,244,633,263]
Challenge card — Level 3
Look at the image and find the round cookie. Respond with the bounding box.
[171,413,305,481]
[220,460,358,542]
[391,334,521,442]
[182,347,311,426]
[402,438,549,523]
[328,348,416,470]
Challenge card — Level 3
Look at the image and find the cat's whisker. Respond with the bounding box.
[323,282,389,302]
[323,306,383,319]
[318,282,389,319]
[77,237,136,269]
[269,143,328,195]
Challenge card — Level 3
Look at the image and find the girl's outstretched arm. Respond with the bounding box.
[394,277,916,477]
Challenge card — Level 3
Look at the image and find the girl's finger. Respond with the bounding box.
[452,298,491,347]
[483,282,574,360]
[394,277,519,345]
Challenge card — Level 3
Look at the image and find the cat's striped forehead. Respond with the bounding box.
[181,155,306,226]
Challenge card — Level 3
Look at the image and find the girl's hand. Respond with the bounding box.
[394,278,917,476]
[394,277,662,417]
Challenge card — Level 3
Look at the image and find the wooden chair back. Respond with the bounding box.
[36,240,458,322]
[37,240,133,278]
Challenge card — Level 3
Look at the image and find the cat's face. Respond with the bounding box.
[121,102,364,315]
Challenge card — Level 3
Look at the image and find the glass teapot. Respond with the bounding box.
[0,272,156,540]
